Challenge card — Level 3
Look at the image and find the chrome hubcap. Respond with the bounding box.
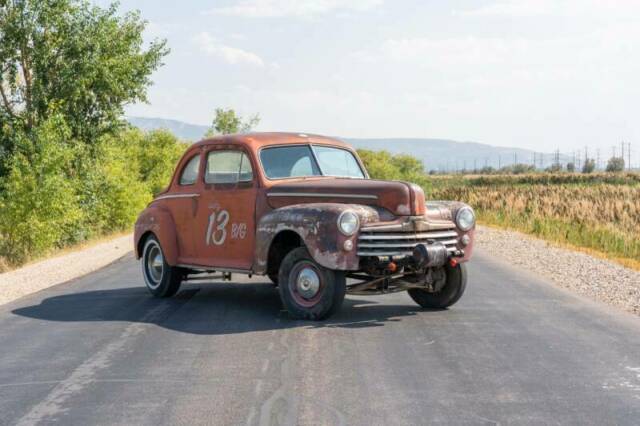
[296,267,320,299]
[146,245,163,285]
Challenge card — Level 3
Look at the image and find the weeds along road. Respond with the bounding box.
[1,252,640,425]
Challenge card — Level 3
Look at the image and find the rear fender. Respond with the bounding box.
[134,206,179,266]
[254,203,380,274]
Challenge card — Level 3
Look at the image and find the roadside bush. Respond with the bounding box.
[88,132,153,232]
[357,149,430,189]
[0,116,85,264]
[137,129,188,195]
[0,121,188,268]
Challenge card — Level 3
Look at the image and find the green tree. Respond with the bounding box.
[0,0,168,167]
[0,115,85,263]
[89,131,152,231]
[137,129,188,195]
[582,158,596,173]
[357,149,430,188]
[357,149,399,180]
[546,163,563,173]
[206,108,260,136]
[606,157,624,172]
[566,162,575,172]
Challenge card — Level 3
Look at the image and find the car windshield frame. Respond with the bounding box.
[259,144,366,180]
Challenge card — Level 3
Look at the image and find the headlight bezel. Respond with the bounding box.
[337,210,360,236]
[455,206,476,231]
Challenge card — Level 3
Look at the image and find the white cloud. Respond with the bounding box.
[193,32,265,67]
[459,0,640,18]
[357,21,640,76]
[205,0,382,18]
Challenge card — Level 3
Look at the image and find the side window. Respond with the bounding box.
[206,150,253,184]
[239,152,254,182]
[179,154,201,185]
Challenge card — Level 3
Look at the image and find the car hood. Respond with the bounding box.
[266,178,426,216]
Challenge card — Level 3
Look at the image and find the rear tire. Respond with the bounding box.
[141,235,182,298]
[278,247,346,320]
[408,263,467,309]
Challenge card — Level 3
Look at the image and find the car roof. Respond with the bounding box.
[192,132,351,150]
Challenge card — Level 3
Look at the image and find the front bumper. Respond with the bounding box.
[355,216,472,261]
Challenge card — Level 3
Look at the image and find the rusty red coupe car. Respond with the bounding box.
[134,133,475,320]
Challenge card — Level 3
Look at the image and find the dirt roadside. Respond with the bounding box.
[476,226,640,315]
[0,234,132,306]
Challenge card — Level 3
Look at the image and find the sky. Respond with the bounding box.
[96,0,640,153]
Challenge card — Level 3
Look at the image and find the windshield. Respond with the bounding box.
[260,145,365,179]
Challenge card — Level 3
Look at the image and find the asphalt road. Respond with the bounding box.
[1,252,640,425]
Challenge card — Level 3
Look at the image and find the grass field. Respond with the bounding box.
[426,173,640,270]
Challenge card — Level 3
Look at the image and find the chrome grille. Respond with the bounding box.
[357,228,459,257]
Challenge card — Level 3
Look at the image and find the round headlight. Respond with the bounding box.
[337,211,359,236]
[456,207,475,231]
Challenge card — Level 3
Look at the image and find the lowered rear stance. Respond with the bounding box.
[134,133,475,320]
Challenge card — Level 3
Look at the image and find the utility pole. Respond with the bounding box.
[498,155,501,169]
[596,148,600,170]
[628,142,632,170]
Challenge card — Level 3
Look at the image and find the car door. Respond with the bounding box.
[164,150,203,264]
[194,146,257,270]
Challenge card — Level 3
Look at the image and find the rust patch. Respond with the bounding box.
[254,203,382,273]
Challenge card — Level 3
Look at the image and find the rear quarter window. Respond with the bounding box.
[179,154,201,185]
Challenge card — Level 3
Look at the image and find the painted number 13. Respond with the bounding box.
[206,210,229,246]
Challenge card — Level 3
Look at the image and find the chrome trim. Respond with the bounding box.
[154,193,200,201]
[356,247,457,257]
[358,230,458,240]
[360,223,404,232]
[356,228,459,258]
[358,239,458,248]
[267,192,378,200]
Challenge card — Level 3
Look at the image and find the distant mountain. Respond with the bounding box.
[127,116,563,171]
[127,116,209,141]
[345,138,560,171]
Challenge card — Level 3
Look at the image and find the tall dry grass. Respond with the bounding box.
[428,173,640,266]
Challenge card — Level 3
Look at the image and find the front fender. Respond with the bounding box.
[254,203,380,274]
[426,200,476,262]
[134,206,179,266]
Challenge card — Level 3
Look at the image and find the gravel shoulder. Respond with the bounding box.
[0,234,132,306]
[476,225,640,315]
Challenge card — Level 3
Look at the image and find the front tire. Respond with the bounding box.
[278,247,346,320]
[141,235,182,298]
[408,263,467,309]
